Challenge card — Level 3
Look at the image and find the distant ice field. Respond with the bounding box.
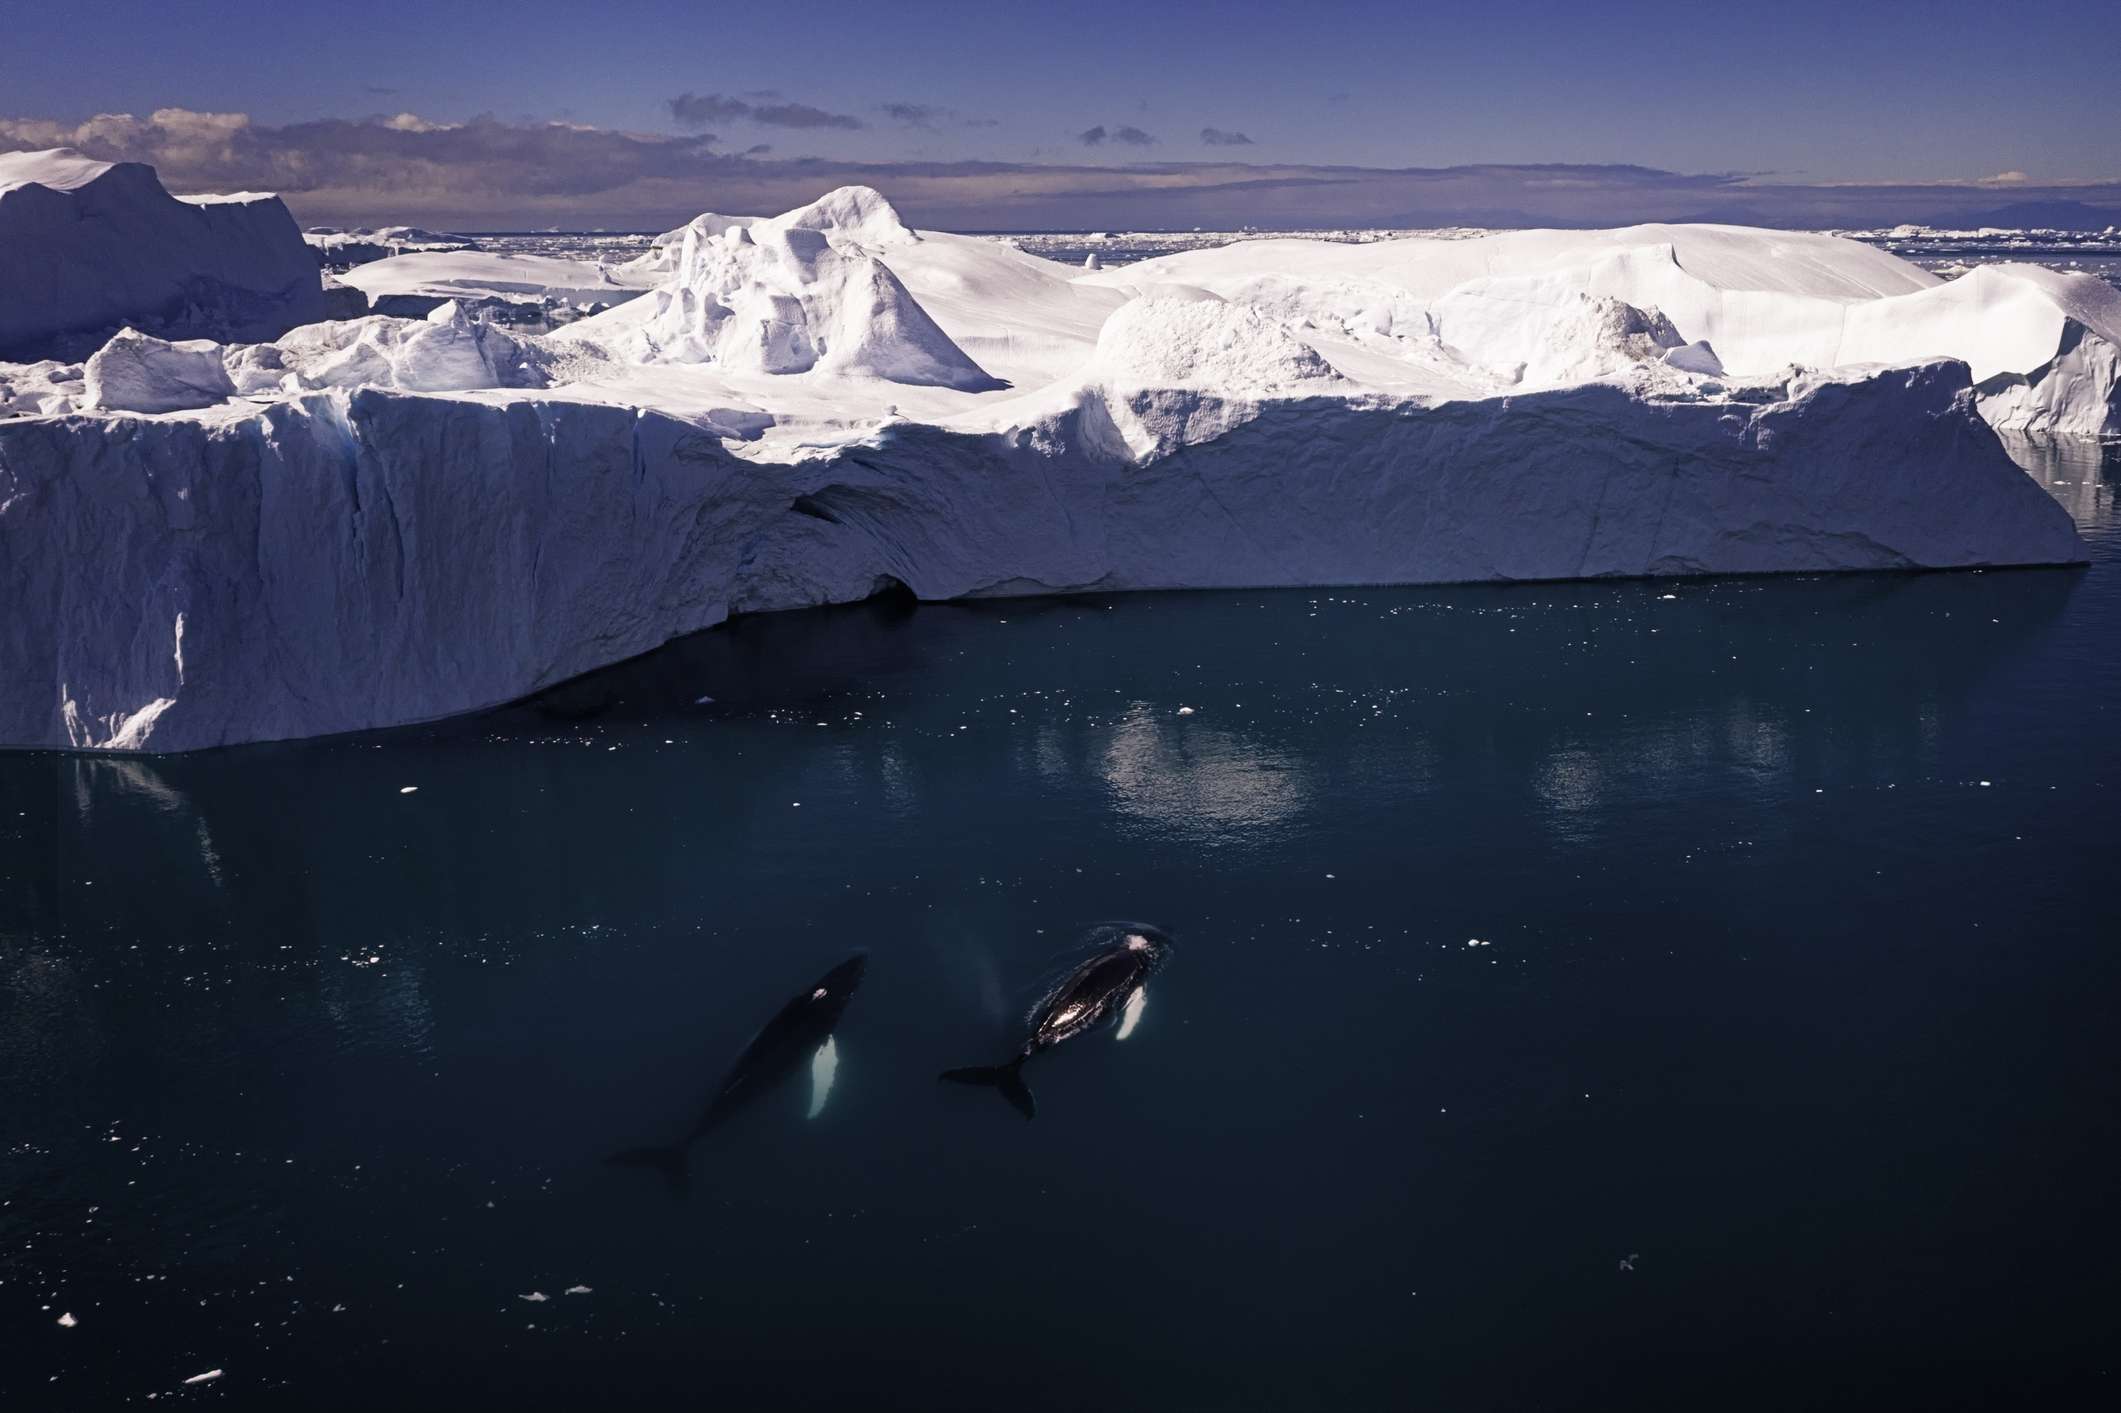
[458,225,2121,291]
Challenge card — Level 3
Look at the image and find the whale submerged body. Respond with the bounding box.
[610,954,866,1193]
[941,923,1173,1119]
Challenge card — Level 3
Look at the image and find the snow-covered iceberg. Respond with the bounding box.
[1082,224,2121,437]
[305,225,473,269]
[0,148,324,360]
[567,191,1001,389]
[0,185,2090,753]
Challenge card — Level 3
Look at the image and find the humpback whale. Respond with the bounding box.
[940,923,1172,1119]
[608,954,866,1193]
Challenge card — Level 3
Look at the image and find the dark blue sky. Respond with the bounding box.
[4,0,2117,227]
[8,0,2117,179]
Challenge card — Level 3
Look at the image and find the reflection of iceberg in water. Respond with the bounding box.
[70,757,225,889]
[1534,747,1606,835]
[1456,566,2080,846]
[1099,704,1311,841]
[2003,435,2121,528]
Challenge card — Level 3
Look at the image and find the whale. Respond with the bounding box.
[940,923,1172,1119]
[608,953,866,1193]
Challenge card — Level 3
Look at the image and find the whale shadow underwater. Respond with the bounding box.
[607,953,867,1195]
[940,922,1174,1120]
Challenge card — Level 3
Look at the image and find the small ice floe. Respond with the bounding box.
[694,694,715,705]
[1467,938,1490,947]
[564,1285,592,1296]
[1177,706,1196,716]
[57,1312,77,1327]
[518,1291,548,1303]
[1618,1253,1639,1272]
[183,1369,223,1385]
[398,785,418,795]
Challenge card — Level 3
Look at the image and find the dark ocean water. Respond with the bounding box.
[4,441,2118,1410]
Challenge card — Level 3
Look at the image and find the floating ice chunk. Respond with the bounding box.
[183,1370,223,1385]
[56,1312,77,1327]
[564,1285,592,1296]
[518,1291,548,1303]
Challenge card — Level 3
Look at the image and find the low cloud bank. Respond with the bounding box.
[4,108,2116,231]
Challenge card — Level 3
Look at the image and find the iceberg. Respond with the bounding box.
[0,148,324,360]
[1078,224,2121,438]
[565,196,1001,389]
[336,249,657,324]
[0,183,2090,753]
[305,225,474,269]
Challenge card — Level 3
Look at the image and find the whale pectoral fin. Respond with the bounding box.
[1116,986,1147,1041]
[806,1035,838,1120]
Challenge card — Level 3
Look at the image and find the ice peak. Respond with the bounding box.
[775,185,916,247]
[0,146,121,195]
[606,199,995,388]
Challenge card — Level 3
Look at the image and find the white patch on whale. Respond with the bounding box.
[807,1034,838,1119]
[1116,986,1148,1040]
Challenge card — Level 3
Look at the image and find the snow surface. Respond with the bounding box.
[0,183,2093,752]
[83,330,237,413]
[1071,225,2120,436]
[336,249,655,309]
[0,148,323,360]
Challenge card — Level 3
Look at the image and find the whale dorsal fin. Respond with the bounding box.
[807,1035,839,1119]
[1116,986,1147,1041]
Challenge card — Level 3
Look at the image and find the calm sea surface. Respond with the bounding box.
[4,440,2118,1409]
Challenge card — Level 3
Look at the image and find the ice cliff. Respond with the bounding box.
[0,148,324,360]
[0,181,2094,752]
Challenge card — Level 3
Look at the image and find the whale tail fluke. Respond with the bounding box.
[606,1145,691,1197]
[940,1058,1036,1120]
